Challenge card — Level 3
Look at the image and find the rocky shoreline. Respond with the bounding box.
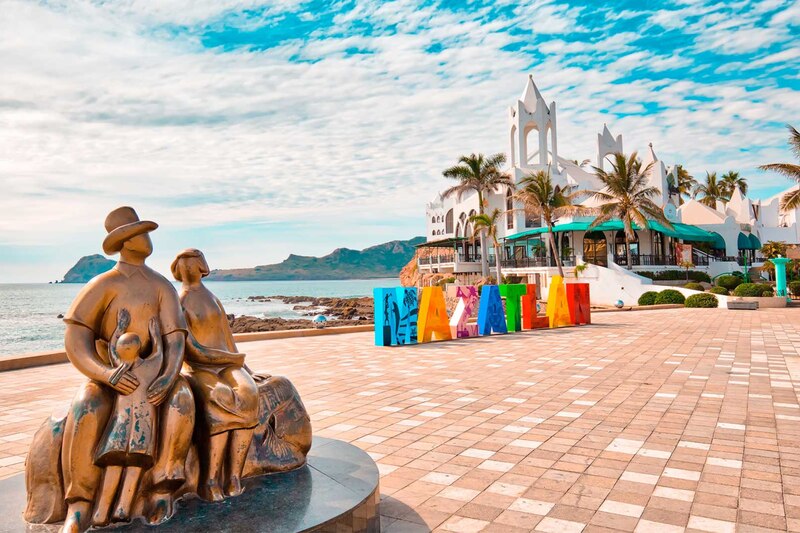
[228,295,374,333]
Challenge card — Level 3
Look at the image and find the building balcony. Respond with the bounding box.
[501,255,576,269]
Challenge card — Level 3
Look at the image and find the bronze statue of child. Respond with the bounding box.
[91,315,164,526]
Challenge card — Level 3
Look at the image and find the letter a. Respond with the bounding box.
[477,285,508,335]
[546,276,572,328]
[418,287,452,342]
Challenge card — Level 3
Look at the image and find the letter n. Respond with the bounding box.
[566,283,591,325]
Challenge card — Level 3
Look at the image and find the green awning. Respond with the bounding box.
[708,232,726,250]
[737,232,751,250]
[749,233,761,250]
[504,228,547,240]
[504,218,717,242]
[505,221,598,241]
[648,221,717,242]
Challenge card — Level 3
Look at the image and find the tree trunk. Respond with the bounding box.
[626,237,633,270]
[480,231,490,278]
[494,239,503,283]
[477,191,489,278]
[548,228,564,278]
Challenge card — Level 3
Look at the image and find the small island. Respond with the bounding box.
[62,237,424,284]
[61,254,116,283]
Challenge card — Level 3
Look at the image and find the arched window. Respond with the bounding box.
[506,189,514,229]
[445,209,454,234]
[431,216,435,223]
[653,232,664,260]
[560,233,571,259]
[614,230,639,266]
[583,231,608,267]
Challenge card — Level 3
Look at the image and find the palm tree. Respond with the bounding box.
[470,209,504,283]
[442,153,514,277]
[693,171,728,208]
[588,152,672,270]
[720,170,748,197]
[759,125,800,212]
[515,169,589,277]
[674,165,697,205]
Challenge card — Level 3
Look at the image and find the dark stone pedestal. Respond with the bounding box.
[0,437,379,533]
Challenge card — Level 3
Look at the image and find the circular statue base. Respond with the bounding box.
[0,437,379,533]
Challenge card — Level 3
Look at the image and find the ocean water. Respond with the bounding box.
[0,278,395,357]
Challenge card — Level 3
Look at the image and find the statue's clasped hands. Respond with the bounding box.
[107,310,167,403]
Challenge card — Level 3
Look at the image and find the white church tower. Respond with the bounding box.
[508,75,558,177]
[597,124,623,170]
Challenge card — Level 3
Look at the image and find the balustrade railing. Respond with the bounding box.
[501,255,575,269]
[614,254,677,266]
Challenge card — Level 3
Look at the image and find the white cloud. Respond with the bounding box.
[0,0,797,281]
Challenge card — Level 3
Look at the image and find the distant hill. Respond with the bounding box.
[62,254,116,283]
[206,237,425,281]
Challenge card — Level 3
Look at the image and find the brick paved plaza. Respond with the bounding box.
[2,307,800,532]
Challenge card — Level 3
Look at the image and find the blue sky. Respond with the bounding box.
[1,0,798,282]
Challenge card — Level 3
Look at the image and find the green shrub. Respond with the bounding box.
[638,291,658,306]
[762,290,774,297]
[684,282,704,291]
[637,270,711,282]
[436,276,456,287]
[757,283,773,294]
[790,281,800,296]
[708,286,729,295]
[733,283,764,297]
[716,275,742,291]
[654,289,686,305]
[685,293,718,308]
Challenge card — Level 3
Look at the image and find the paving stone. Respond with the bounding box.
[2,308,800,531]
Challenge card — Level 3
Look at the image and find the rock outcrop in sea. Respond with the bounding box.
[62,254,116,283]
[229,296,374,333]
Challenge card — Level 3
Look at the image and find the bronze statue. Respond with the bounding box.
[171,249,259,501]
[24,207,312,532]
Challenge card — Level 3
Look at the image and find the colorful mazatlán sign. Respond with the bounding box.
[373,282,590,347]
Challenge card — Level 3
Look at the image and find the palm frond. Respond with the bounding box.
[788,125,800,160]
[759,163,800,182]
[780,188,800,211]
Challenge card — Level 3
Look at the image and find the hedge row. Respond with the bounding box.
[638,270,711,282]
[790,281,800,296]
[733,283,773,297]
[637,289,686,306]
[685,293,718,308]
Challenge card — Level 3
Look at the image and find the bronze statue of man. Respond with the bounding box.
[59,207,195,533]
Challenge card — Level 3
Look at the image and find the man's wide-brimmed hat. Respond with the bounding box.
[102,206,158,255]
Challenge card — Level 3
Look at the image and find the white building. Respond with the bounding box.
[418,75,800,304]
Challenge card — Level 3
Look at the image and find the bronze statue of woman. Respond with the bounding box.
[170,249,260,501]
